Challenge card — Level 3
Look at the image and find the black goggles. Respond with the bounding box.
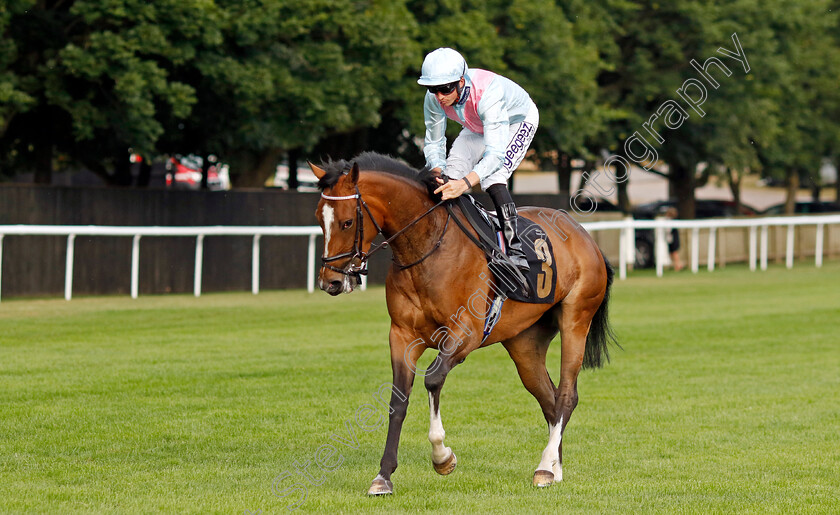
[427,81,459,95]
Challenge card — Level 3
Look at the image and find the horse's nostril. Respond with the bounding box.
[330,280,343,291]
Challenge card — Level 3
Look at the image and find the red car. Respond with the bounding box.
[165,155,229,190]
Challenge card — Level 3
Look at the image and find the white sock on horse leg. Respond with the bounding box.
[536,416,563,473]
[428,392,450,463]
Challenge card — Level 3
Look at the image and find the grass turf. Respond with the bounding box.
[0,262,838,513]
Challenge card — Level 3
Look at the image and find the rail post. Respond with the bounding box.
[786,224,795,269]
[131,235,141,299]
[655,224,665,277]
[194,234,204,297]
[252,235,261,295]
[618,223,627,280]
[65,234,76,300]
[307,234,316,293]
[816,223,824,268]
[760,225,768,270]
[0,234,4,303]
[707,227,717,272]
[691,227,700,273]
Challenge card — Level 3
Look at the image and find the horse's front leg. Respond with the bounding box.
[425,354,458,475]
[424,326,482,476]
[368,326,425,496]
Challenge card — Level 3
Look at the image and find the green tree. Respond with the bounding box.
[501,0,606,204]
[404,0,503,142]
[588,0,722,218]
[402,0,609,205]
[0,0,202,184]
[0,0,36,170]
[589,0,840,217]
[0,0,419,187]
[174,0,420,186]
[746,0,840,212]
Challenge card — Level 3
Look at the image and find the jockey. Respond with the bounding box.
[419,47,538,274]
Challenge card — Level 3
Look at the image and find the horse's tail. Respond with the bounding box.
[583,254,619,369]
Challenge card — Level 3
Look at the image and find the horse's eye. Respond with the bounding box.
[342,219,353,230]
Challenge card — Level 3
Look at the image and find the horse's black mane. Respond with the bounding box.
[317,152,440,197]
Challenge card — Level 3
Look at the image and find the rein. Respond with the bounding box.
[320,187,448,282]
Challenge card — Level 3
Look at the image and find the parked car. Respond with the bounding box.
[634,199,759,219]
[633,199,759,268]
[761,201,840,215]
[571,196,623,214]
[272,163,320,191]
[165,155,230,190]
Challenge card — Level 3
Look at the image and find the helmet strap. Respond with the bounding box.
[455,77,464,101]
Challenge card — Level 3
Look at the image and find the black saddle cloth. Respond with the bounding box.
[455,195,557,304]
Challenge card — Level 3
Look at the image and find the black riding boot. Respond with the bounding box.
[497,202,530,274]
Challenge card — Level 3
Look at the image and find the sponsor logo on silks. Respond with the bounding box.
[503,122,536,170]
[456,86,470,106]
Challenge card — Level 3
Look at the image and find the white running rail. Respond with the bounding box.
[1,214,839,301]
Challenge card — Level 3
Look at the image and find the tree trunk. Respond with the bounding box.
[810,182,820,202]
[556,151,572,210]
[669,160,697,218]
[616,180,630,213]
[34,143,53,184]
[288,148,302,190]
[603,150,631,212]
[836,166,840,202]
[112,152,133,186]
[137,158,152,187]
[577,166,589,191]
[727,167,741,214]
[200,155,209,190]
[235,148,283,188]
[784,169,798,214]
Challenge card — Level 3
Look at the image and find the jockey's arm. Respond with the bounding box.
[423,92,448,171]
[434,170,479,200]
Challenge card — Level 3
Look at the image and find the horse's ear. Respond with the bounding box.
[308,161,327,180]
[349,162,360,184]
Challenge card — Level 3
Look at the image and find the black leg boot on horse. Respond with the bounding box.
[487,184,530,274]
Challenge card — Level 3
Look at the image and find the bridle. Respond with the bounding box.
[320,186,449,284]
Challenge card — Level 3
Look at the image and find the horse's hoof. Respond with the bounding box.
[532,469,555,487]
[433,450,457,475]
[367,476,393,496]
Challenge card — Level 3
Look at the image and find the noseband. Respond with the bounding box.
[320,187,448,284]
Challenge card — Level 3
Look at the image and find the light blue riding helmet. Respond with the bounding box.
[417,48,467,86]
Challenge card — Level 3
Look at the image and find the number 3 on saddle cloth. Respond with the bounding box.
[450,195,558,305]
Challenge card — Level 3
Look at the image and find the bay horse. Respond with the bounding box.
[309,152,616,495]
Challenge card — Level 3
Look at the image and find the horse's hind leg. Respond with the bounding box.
[548,299,599,484]
[501,314,561,486]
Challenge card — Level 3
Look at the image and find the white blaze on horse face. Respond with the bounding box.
[320,203,355,294]
[428,392,450,464]
[321,204,335,257]
[537,416,563,477]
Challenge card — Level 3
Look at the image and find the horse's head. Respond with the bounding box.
[310,160,379,296]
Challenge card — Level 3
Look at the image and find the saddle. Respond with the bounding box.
[448,195,557,304]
